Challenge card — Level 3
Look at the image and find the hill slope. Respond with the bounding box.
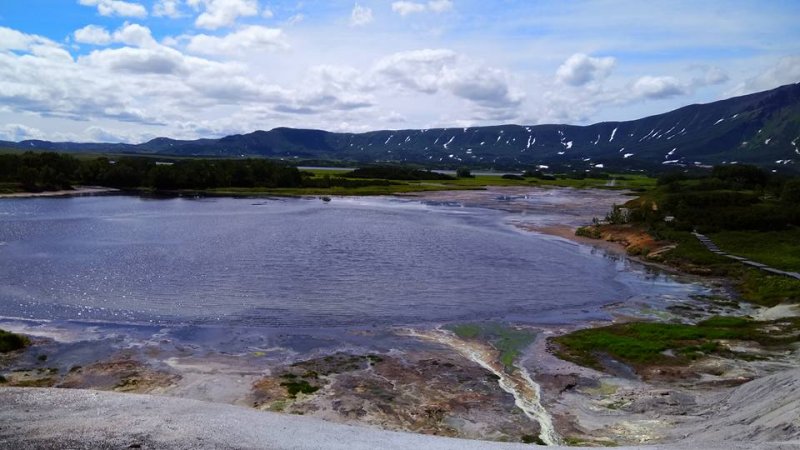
[3,83,799,172]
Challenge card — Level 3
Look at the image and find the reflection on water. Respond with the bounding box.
[0,194,706,329]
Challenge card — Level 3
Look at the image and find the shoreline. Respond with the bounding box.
[0,186,119,199]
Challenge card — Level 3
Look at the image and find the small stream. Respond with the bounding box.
[400,328,561,446]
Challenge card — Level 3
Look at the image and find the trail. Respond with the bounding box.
[693,232,800,280]
[399,328,560,446]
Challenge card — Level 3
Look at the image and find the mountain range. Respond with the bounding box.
[3,83,799,172]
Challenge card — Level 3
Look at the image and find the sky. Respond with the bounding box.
[0,0,799,144]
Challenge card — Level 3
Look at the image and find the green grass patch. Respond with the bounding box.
[247,171,657,196]
[302,168,351,177]
[279,379,320,398]
[0,329,29,353]
[552,317,800,372]
[575,225,602,239]
[654,229,737,273]
[450,323,481,339]
[738,269,800,306]
[710,228,800,272]
[447,323,536,372]
[521,434,546,445]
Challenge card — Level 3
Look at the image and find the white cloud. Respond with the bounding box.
[0,26,58,51]
[186,26,287,56]
[84,125,147,143]
[293,65,374,111]
[0,24,255,128]
[153,0,183,18]
[285,14,304,26]
[0,124,45,142]
[78,0,148,18]
[374,49,522,109]
[350,4,373,27]
[74,25,113,45]
[112,23,159,48]
[3,2,799,141]
[82,47,189,75]
[187,0,259,30]
[375,48,456,93]
[555,53,615,86]
[447,67,521,109]
[730,56,800,96]
[74,23,161,48]
[391,2,427,16]
[701,66,729,86]
[391,0,453,16]
[631,75,687,99]
[427,0,453,13]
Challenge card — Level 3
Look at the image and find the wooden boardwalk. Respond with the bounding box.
[693,232,800,280]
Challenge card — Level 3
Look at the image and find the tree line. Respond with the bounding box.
[0,152,305,191]
[636,164,800,232]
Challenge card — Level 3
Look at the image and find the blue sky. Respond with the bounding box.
[1,0,799,143]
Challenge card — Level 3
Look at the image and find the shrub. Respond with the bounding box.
[280,380,320,398]
[575,226,602,239]
[456,166,473,178]
[344,166,454,181]
[0,330,29,353]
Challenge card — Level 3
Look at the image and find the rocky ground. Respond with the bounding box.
[2,303,797,448]
[0,369,797,449]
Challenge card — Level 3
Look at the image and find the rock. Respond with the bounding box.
[626,390,697,415]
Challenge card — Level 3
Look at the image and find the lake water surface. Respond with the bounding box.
[0,194,702,330]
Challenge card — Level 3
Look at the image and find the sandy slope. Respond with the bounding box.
[1,370,798,450]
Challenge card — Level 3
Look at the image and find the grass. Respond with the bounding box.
[710,228,800,272]
[450,323,481,339]
[449,323,536,371]
[208,181,484,197]
[648,228,800,306]
[646,227,738,274]
[738,269,800,306]
[552,316,800,372]
[555,176,800,374]
[199,172,657,197]
[279,378,320,398]
[0,329,29,353]
[521,434,546,445]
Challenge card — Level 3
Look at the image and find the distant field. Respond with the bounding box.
[205,172,656,197]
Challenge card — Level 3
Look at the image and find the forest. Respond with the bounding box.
[620,164,800,233]
[0,152,306,192]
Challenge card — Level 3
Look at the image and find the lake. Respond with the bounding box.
[0,193,703,330]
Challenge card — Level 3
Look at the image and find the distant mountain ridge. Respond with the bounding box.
[3,83,800,172]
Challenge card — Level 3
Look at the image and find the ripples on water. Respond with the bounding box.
[0,195,704,328]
